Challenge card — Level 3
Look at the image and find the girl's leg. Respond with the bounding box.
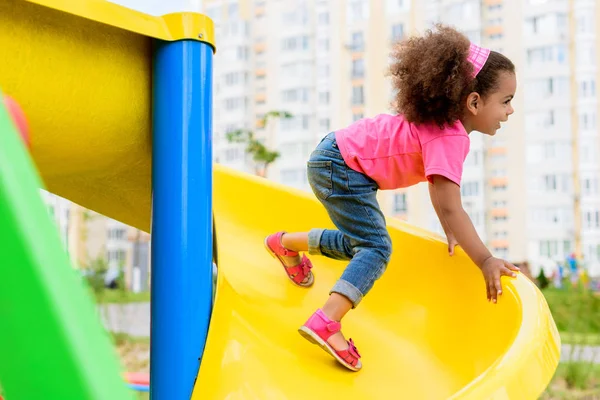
[320,293,353,350]
[303,157,392,370]
[265,232,307,270]
[279,230,355,345]
[267,230,354,285]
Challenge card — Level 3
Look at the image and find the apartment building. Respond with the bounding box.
[206,0,415,198]
[205,0,600,274]
[41,191,151,289]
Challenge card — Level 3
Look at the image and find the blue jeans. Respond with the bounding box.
[306,132,392,308]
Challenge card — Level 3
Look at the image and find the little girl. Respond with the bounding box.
[264,25,520,372]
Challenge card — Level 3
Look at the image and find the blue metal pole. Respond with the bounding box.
[150,39,213,399]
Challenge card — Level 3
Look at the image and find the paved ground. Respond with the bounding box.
[101,302,600,365]
[561,344,600,363]
[101,302,150,337]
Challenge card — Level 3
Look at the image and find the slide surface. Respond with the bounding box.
[192,165,560,399]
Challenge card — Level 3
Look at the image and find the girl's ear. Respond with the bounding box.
[466,92,481,115]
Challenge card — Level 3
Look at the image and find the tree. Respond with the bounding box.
[536,268,549,289]
[225,110,293,177]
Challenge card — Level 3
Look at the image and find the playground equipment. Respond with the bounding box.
[0,0,560,399]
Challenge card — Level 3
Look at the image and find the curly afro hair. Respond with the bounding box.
[388,24,515,128]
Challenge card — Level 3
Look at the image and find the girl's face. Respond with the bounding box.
[467,71,517,136]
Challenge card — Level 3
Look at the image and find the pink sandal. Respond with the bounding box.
[298,309,362,371]
[264,231,314,287]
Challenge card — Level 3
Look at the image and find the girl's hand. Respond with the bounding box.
[480,257,520,303]
[446,233,458,256]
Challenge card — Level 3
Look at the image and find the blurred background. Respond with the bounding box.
[40,1,599,398]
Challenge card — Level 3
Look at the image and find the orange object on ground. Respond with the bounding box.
[124,372,149,386]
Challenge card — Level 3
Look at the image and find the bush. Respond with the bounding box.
[537,268,550,289]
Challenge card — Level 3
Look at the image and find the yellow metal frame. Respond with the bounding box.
[25,0,216,50]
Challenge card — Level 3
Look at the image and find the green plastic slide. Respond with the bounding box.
[0,90,132,399]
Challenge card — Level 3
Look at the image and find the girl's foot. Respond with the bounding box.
[298,309,362,371]
[264,231,314,287]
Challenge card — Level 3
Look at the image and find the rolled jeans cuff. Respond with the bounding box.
[330,279,363,308]
[307,228,324,255]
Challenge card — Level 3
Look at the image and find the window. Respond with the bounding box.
[491,168,507,177]
[494,248,508,258]
[318,37,330,52]
[543,174,557,191]
[582,176,599,196]
[206,6,221,23]
[580,111,597,130]
[282,2,309,26]
[464,150,481,166]
[525,77,569,101]
[525,110,558,130]
[108,228,127,240]
[527,45,567,65]
[319,118,330,131]
[488,17,502,26]
[352,113,364,122]
[281,88,310,103]
[391,23,404,40]
[281,36,309,51]
[577,13,595,34]
[386,0,407,13]
[493,200,507,208]
[393,193,407,213]
[493,231,508,239]
[224,97,247,111]
[351,59,365,78]
[347,0,369,22]
[318,12,329,25]
[576,42,596,65]
[581,139,598,163]
[461,181,480,197]
[107,250,126,264]
[540,240,559,258]
[352,86,364,105]
[318,91,330,105]
[579,79,597,98]
[224,147,241,162]
[228,3,239,18]
[584,209,600,229]
[281,115,310,131]
[318,64,330,79]
[281,62,311,79]
[224,71,248,86]
[351,31,364,51]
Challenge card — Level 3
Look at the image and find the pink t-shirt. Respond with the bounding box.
[334,114,470,190]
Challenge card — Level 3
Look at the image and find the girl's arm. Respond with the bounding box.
[429,182,453,236]
[428,177,490,266]
[428,175,519,302]
[429,182,459,255]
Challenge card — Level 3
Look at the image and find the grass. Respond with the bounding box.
[560,332,600,346]
[542,286,600,335]
[541,362,600,399]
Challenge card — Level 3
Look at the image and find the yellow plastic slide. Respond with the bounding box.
[1,1,560,398]
[192,165,560,399]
